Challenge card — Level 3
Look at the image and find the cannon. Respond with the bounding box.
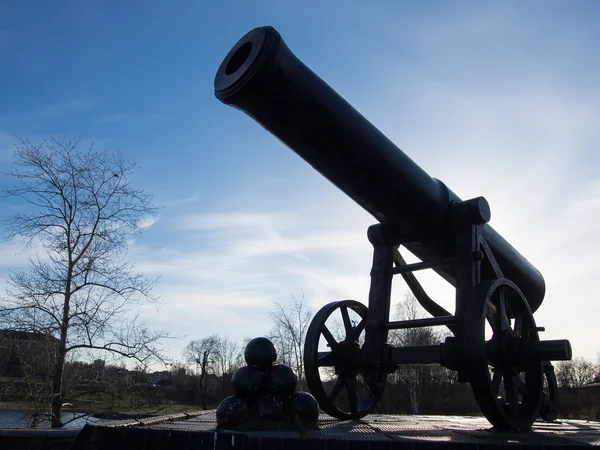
[214,26,572,431]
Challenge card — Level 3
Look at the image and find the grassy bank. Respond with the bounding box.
[0,400,199,417]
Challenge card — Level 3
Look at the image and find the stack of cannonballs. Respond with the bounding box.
[216,337,319,430]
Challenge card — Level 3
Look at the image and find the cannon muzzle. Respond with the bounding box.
[214,26,546,312]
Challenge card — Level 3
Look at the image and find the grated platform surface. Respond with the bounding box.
[72,411,600,449]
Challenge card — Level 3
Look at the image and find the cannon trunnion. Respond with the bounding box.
[214,26,572,431]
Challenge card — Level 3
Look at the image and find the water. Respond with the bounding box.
[0,409,110,429]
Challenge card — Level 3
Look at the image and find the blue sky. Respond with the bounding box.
[1,1,599,367]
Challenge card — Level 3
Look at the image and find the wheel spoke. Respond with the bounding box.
[512,374,530,397]
[328,377,344,402]
[352,317,366,340]
[345,375,358,413]
[514,316,523,336]
[497,289,511,331]
[504,376,520,416]
[321,325,338,348]
[485,300,497,327]
[364,373,383,396]
[492,370,502,397]
[340,306,353,340]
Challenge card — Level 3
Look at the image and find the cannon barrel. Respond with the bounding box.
[214,26,546,312]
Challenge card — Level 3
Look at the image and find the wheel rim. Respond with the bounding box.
[304,300,386,420]
[465,279,543,431]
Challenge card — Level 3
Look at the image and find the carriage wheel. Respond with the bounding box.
[539,362,558,422]
[465,279,544,431]
[304,300,386,420]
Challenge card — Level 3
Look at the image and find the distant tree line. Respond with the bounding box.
[3,292,599,425]
[173,294,600,420]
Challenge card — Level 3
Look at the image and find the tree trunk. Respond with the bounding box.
[200,372,207,410]
[51,267,73,428]
[50,344,67,427]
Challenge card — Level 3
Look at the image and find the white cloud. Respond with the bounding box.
[0,240,31,271]
[127,204,375,354]
[163,193,202,207]
[95,113,169,124]
[178,211,294,232]
[137,215,160,230]
[30,99,98,117]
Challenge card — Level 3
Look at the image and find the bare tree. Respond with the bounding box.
[212,336,241,398]
[555,357,598,388]
[183,334,221,409]
[0,136,169,427]
[214,336,240,377]
[267,295,312,390]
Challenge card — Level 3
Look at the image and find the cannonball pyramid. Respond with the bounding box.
[216,337,319,431]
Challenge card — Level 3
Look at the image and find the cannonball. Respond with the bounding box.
[289,391,319,425]
[244,337,277,369]
[216,395,250,428]
[265,364,298,399]
[231,365,265,399]
[255,394,285,422]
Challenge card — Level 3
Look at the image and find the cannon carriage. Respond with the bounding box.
[214,26,571,431]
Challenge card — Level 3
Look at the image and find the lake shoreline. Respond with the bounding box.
[0,401,160,421]
[0,402,33,411]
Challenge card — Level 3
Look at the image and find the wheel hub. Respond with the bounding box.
[487,332,522,368]
[332,340,361,373]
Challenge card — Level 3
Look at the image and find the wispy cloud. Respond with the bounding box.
[138,216,160,231]
[178,211,295,231]
[162,193,202,207]
[128,197,466,362]
[0,237,35,270]
[96,113,132,123]
[128,205,376,348]
[95,113,169,124]
[0,131,16,163]
[32,99,98,117]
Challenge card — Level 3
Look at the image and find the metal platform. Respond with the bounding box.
[71,411,600,449]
